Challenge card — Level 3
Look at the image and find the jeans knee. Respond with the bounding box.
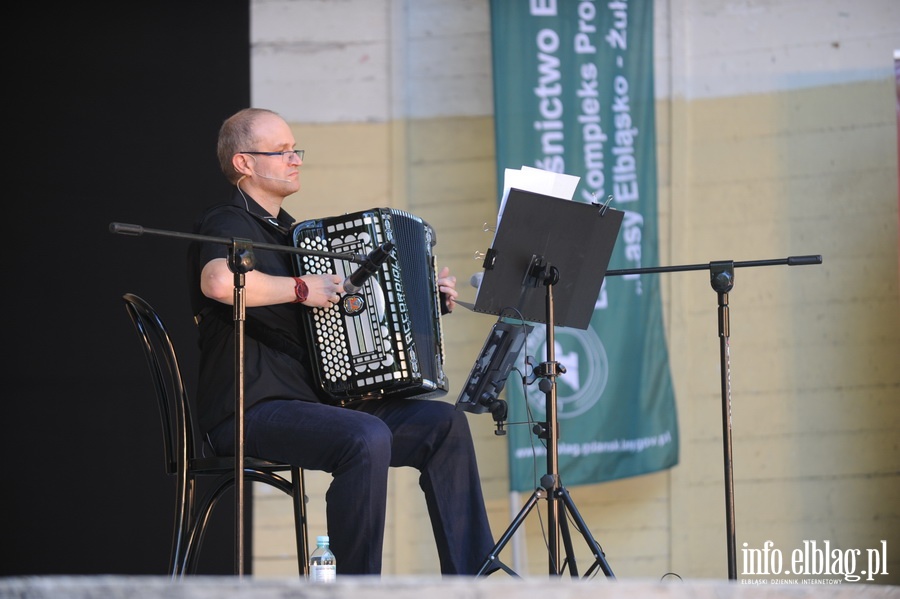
[444,406,474,442]
[345,419,392,470]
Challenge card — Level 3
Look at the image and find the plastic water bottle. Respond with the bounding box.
[309,535,336,583]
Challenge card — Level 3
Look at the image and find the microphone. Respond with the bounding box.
[343,242,394,294]
[253,169,293,183]
[470,272,484,289]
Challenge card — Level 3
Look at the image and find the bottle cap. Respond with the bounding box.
[316,535,329,545]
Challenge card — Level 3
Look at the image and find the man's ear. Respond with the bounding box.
[233,153,254,177]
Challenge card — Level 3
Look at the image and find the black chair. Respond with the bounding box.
[122,292,309,577]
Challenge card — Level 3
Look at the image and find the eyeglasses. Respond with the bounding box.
[240,149,305,162]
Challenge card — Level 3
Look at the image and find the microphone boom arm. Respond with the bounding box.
[109,222,367,264]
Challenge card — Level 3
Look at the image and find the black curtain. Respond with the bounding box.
[4,2,251,574]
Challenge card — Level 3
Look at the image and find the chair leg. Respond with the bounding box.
[183,476,234,575]
[179,469,305,576]
[170,471,193,578]
[292,466,310,577]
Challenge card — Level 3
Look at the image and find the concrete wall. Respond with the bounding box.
[247,0,900,583]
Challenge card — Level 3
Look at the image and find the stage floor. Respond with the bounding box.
[1,576,897,599]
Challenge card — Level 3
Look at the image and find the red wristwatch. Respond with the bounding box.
[292,277,309,303]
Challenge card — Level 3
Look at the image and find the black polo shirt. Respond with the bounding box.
[187,189,320,434]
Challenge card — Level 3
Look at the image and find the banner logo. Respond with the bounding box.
[523,326,609,419]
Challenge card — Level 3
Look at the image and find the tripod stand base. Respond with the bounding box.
[476,485,615,579]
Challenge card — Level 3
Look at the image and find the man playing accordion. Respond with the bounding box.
[187,108,494,575]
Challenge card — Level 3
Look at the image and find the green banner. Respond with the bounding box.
[490,0,679,491]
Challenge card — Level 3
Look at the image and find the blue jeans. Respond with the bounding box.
[208,397,494,575]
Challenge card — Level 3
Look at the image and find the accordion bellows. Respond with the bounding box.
[292,208,448,405]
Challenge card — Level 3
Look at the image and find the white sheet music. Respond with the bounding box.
[498,166,580,225]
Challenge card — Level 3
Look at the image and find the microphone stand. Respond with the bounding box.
[110,222,365,577]
[605,254,822,580]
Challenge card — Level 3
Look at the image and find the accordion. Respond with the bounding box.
[292,208,449,405]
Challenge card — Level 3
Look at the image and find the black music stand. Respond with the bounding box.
[471,189,623,578]
[473,189,622,329]
[110,222,365,577]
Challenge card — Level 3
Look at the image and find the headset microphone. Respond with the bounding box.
[253,169,293,183]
